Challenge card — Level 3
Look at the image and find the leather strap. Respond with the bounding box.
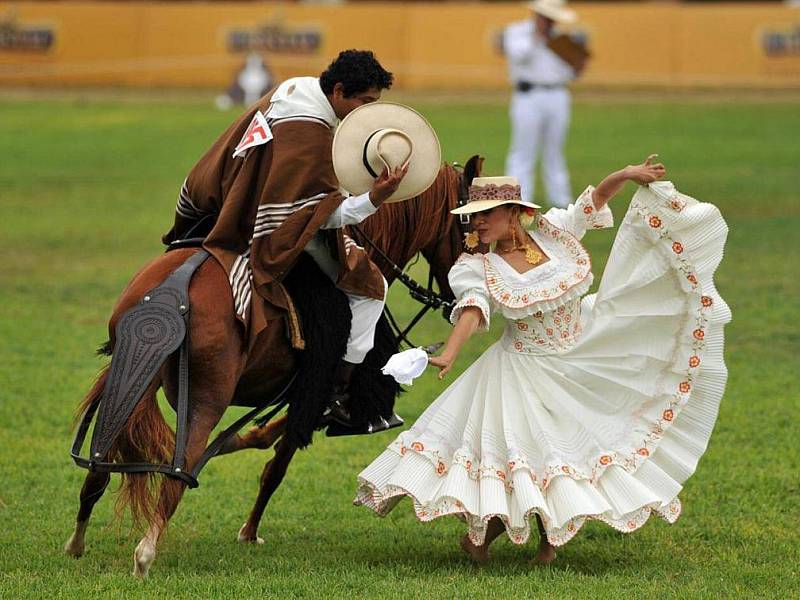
[72,249,291,489]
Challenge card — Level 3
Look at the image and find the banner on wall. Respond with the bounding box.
[0,8,55,53]
[0,2,798,89]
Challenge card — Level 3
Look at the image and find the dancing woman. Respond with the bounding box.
[355,156,730,564]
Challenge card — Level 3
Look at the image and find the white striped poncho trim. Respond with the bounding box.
[343,234,363,257]
[252,192,328,239]
[175,178,208,219]
[268,115,332,128]
[230,191,333,321]
[229,245,252,322]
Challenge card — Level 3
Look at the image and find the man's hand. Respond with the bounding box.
[369,164,409,207]
[625,154,667,186]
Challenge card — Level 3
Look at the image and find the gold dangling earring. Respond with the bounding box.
[463,231,479,250]
[510,224,519,250]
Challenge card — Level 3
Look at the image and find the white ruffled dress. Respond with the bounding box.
[355,182,731,547]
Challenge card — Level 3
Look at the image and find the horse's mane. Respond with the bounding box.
[355,163,461,268]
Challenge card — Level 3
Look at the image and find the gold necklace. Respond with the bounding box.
[499,243,544,266]
[499,228,545,266]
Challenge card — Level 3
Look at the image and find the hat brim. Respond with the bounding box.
[451,199,541,215]
[332,102,442,203]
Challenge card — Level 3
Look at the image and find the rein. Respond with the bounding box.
[351,225,451,348]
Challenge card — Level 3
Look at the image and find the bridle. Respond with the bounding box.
[350,163,473,349]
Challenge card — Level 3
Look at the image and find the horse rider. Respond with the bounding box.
[162,50,416,435]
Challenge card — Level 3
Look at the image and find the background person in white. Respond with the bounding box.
[504,0,579,208]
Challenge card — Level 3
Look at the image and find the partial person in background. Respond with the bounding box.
[215,53,274,111]
[503,0,589,208]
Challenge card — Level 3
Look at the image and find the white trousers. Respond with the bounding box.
[303,243,387,364]
[343,280,387,363]
[505,88,573,208]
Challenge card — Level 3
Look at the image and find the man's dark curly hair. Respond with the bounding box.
[319,50,393,97]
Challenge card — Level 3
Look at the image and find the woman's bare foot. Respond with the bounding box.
[460,534,490,564]
[531,539,557,565]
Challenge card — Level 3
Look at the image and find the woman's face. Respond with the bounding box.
[471,205,516,245]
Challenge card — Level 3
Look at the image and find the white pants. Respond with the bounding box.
[505,88,573,208]
[303,241,387,364]
[343,281,387,363]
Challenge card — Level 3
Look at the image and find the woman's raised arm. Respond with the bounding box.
[592,154,666,210]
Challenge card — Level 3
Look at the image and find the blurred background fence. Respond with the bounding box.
[1,1,798,90]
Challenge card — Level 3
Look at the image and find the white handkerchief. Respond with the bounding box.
[381,348,429,385]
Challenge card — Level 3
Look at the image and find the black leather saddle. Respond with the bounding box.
[165,215,216,251]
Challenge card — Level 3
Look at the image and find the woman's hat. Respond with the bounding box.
[451,176,541,215]
[332,102,441,203]
[528,0,577,24]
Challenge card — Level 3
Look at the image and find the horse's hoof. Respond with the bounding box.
[237,523,264,545]
[133,539,156,578]
[64,534,85,558]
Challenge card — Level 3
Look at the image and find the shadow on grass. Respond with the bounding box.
[129,517,653,580]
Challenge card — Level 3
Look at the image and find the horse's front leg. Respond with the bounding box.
[238,435,298,544]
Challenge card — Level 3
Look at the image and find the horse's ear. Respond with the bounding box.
[463,155,484,187]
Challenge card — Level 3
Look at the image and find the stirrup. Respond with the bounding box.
[325,412,404,438]
[324,395,352,427]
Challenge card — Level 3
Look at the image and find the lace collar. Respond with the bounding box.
[484,215,593,316]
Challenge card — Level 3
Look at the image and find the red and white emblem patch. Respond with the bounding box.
[233,110,273,158]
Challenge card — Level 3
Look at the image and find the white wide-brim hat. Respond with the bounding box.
[528,0,577,24]
[451,176,541,215]
[332,102,441,203]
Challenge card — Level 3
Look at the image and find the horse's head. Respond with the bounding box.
[352,155,484,317]
[421,155,484,313]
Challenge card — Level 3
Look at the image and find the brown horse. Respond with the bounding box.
[64,156,483,577]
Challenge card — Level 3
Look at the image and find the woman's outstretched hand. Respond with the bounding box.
[428,354,455,380]
[625,154,667,185]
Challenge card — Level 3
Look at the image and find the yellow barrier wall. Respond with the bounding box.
[1,2,798,89]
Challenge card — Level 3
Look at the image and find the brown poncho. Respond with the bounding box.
[162,85,385,350]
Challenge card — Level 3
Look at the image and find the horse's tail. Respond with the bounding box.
[75,358,175,529]
[112,375,175,529]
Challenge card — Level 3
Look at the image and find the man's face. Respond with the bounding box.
[534,13,555,35]
[330,83,382,120]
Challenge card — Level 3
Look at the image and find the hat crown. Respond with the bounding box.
[469,176,522,202]
[365,128,413,176]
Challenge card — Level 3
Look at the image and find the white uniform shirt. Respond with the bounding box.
[504,20,575,86]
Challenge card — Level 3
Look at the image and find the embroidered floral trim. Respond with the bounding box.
[468,183,521,202]
[502,299,583,354]
[574,186,614,231]
[545,497,682,547]
[581,192,716,480]
[355,469,684,548]
[449,293,491,331]
[484,216,592,310]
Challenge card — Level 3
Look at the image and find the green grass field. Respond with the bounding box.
[1,89,798,598]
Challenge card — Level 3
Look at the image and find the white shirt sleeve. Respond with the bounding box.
[320,192,378,229]
[448,254,492,331]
